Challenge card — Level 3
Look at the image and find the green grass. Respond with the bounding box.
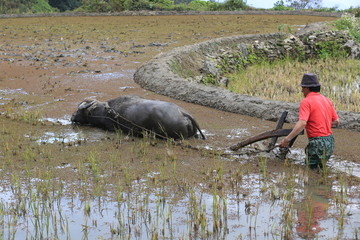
[334,13,360,43]
[226,57,360,112]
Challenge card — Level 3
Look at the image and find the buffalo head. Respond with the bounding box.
[71,99,113,129]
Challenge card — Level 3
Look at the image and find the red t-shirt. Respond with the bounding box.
[299,92,338,138]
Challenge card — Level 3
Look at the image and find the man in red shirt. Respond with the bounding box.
[279,73,340,169]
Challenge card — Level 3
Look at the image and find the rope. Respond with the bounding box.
[85,112,208,151]
[87,108,171,140]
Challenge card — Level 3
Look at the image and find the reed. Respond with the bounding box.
[4,106,43,126]
[259,156,267,179]
[227,58,360,112]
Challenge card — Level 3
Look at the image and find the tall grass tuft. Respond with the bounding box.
[227,57,360,112]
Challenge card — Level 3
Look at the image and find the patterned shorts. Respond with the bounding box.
[305,135,334,169]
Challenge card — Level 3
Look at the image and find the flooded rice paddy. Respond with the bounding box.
[1,165,359,239]
[1,14,360,239]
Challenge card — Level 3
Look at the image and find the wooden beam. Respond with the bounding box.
[230,128,294,151]
[268,111,288,151]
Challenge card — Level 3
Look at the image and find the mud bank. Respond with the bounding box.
[134,22,360,130]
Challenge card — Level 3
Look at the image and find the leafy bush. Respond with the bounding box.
[315,41,348,59]
[31,0,57,13]
[77,0,175,11]
[48,0,82,12]
[314,7,339,12]
[347,7,360,17]
[76,0,112,12]
[0,0,55,14]
[148,0,175,10]
[108,0,126,11]
[334,13,360,43]
[0,0,27,14]
[285,0,322,9]
[172,0,221,11]
[218,0,249,11]
[0,0,251,13]
[187,0,218,11]
[272,0,293,11]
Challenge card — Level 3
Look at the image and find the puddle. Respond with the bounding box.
[226,128,250,139]
[85,72,127,81]
[0,88,28,105]
[72,71,134,82]
[284,148,360,179]
[328,157,360,178]
[224,139,360,179]
[119,86,135,90]
[43,117,72,125]
[0,169,358,240]
[34,131,82,144]
[200,129,214,137]
[33,126,113,145]
[0,88,28,95]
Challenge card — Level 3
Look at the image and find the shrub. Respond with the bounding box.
[314,7,339,12]
[31,0,57,13]
[219,0,249,11]
[315,41,348,59]
[188,0,217,11]
[76,0,111,12]
[334,13,360,43]
[272,0,293,11]
[0,0,55,14]
[48,0,82,12]
[347,7,360,17]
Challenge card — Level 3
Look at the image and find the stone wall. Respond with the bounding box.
[134,22,360,130]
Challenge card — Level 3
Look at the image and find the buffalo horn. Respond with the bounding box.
[78,99,96,109]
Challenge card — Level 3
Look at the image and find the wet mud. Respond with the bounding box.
[1,14,359,166]
[0,13,359,239]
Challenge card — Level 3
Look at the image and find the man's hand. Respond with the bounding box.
[332,118,340,128]
[278,120,306,148]
[279,137,291,148]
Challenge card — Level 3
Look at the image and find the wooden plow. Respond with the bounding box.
[230,111,303,154]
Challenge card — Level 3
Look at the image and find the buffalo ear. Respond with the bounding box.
[78,99,96,110]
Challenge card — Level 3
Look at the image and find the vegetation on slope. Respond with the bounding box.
[0,0,359,14]
[226,14,360,112]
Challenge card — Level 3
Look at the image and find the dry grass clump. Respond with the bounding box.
[227,58,360,112]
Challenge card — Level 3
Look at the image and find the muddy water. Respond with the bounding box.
[1,14,360,239]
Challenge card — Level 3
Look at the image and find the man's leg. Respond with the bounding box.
[305,136,334,169]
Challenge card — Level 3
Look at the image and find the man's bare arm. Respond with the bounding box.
[279,120,307,148]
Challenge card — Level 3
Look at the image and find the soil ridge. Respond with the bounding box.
[134,22,360,130]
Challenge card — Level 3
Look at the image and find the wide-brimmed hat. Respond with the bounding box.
[300,73,321,87]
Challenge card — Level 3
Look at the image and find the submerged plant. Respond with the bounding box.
[4,106,43,126]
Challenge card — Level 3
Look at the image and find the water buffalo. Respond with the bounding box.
[71,95,205,140]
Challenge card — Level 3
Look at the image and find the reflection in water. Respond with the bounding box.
[35,131,82,144]
[283,148,360,178]
[295,184,330,239]
[0,167,358,239]
[10,124,359,239]
[75,71,134,82]
[43,117,72,125]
